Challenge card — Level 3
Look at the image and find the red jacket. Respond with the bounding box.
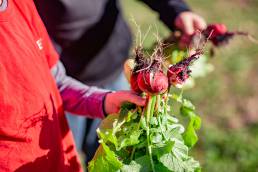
[0,0,82,171]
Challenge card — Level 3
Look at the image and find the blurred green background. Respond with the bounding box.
[121,0,258,171]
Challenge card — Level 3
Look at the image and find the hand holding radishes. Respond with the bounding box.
[174,11,207,48]
[165,21,257,53]
[104,91,146,114]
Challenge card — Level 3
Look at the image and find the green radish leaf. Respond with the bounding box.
[183,121,198,148]
[134,149,146,159]
[120,103,136,115]
[154,162,171,172]
[119,103,136,122]
[134,139,147,149]
[97,128,118,148]
[140,116,147,130]
[172,139,189,160]
[171,93,195,110]
[151,133,163,144]
[160,153,184,172]
[171,50,186,64]
[152,141,174,158]
[117,123,142,150]
[102,142,123,167]
[88,156,111,172]
[150,116,158,126]
[192,115,201,130]
[160,149,200,172]
[89,91,201,172]
[166,115,179,124]
[121,161,141,172]
[180,106,202,147]
[134,155,152,172]
[182,99,195,111]
[165,123,185,140]
[88,142,123,172]
[180,106,196,117]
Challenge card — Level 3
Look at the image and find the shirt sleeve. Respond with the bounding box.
[51,61,110,119]
[139,0,190,31]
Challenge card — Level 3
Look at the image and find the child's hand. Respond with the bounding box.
[104,91,146,114]
[174,11,207,48]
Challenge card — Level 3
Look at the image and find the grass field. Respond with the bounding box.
[121,0,258,171]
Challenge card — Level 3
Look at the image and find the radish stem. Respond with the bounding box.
[155,94,161,113]
[146,95,156,172]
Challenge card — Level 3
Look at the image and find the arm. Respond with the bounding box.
[139,0,190,30]
[51,61,146,118]
[51,61,109,119]
[140,0,206,48]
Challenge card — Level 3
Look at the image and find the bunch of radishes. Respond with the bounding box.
[126,23,257,90]
[123,44,203,172]
[125,44,203,93]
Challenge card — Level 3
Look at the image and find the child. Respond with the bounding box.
[0,0,145,171]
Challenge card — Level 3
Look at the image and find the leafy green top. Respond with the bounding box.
[89,93,201,172]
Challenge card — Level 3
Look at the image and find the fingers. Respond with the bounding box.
[175,12,207,49]
[104,91,146,115]
[193,15,207,31]
[175,12,207,35]
[181,15,195,35]
[175,12,195,35]
[118,91,146,106]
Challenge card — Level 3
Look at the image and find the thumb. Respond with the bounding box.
[180,15,195,35]
[175,12,206,36]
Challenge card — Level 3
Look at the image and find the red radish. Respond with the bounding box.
[206,24,227,37]
[130,46,149,94]
[137,70,168,95]
[131,43,169,95]
[203,24,233,46]
[203,23,258,47]
[168,65,191,86]
[130,73,142,94]
[167,50,203,87]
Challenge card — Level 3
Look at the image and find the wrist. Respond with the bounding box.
[102,91,114,117]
